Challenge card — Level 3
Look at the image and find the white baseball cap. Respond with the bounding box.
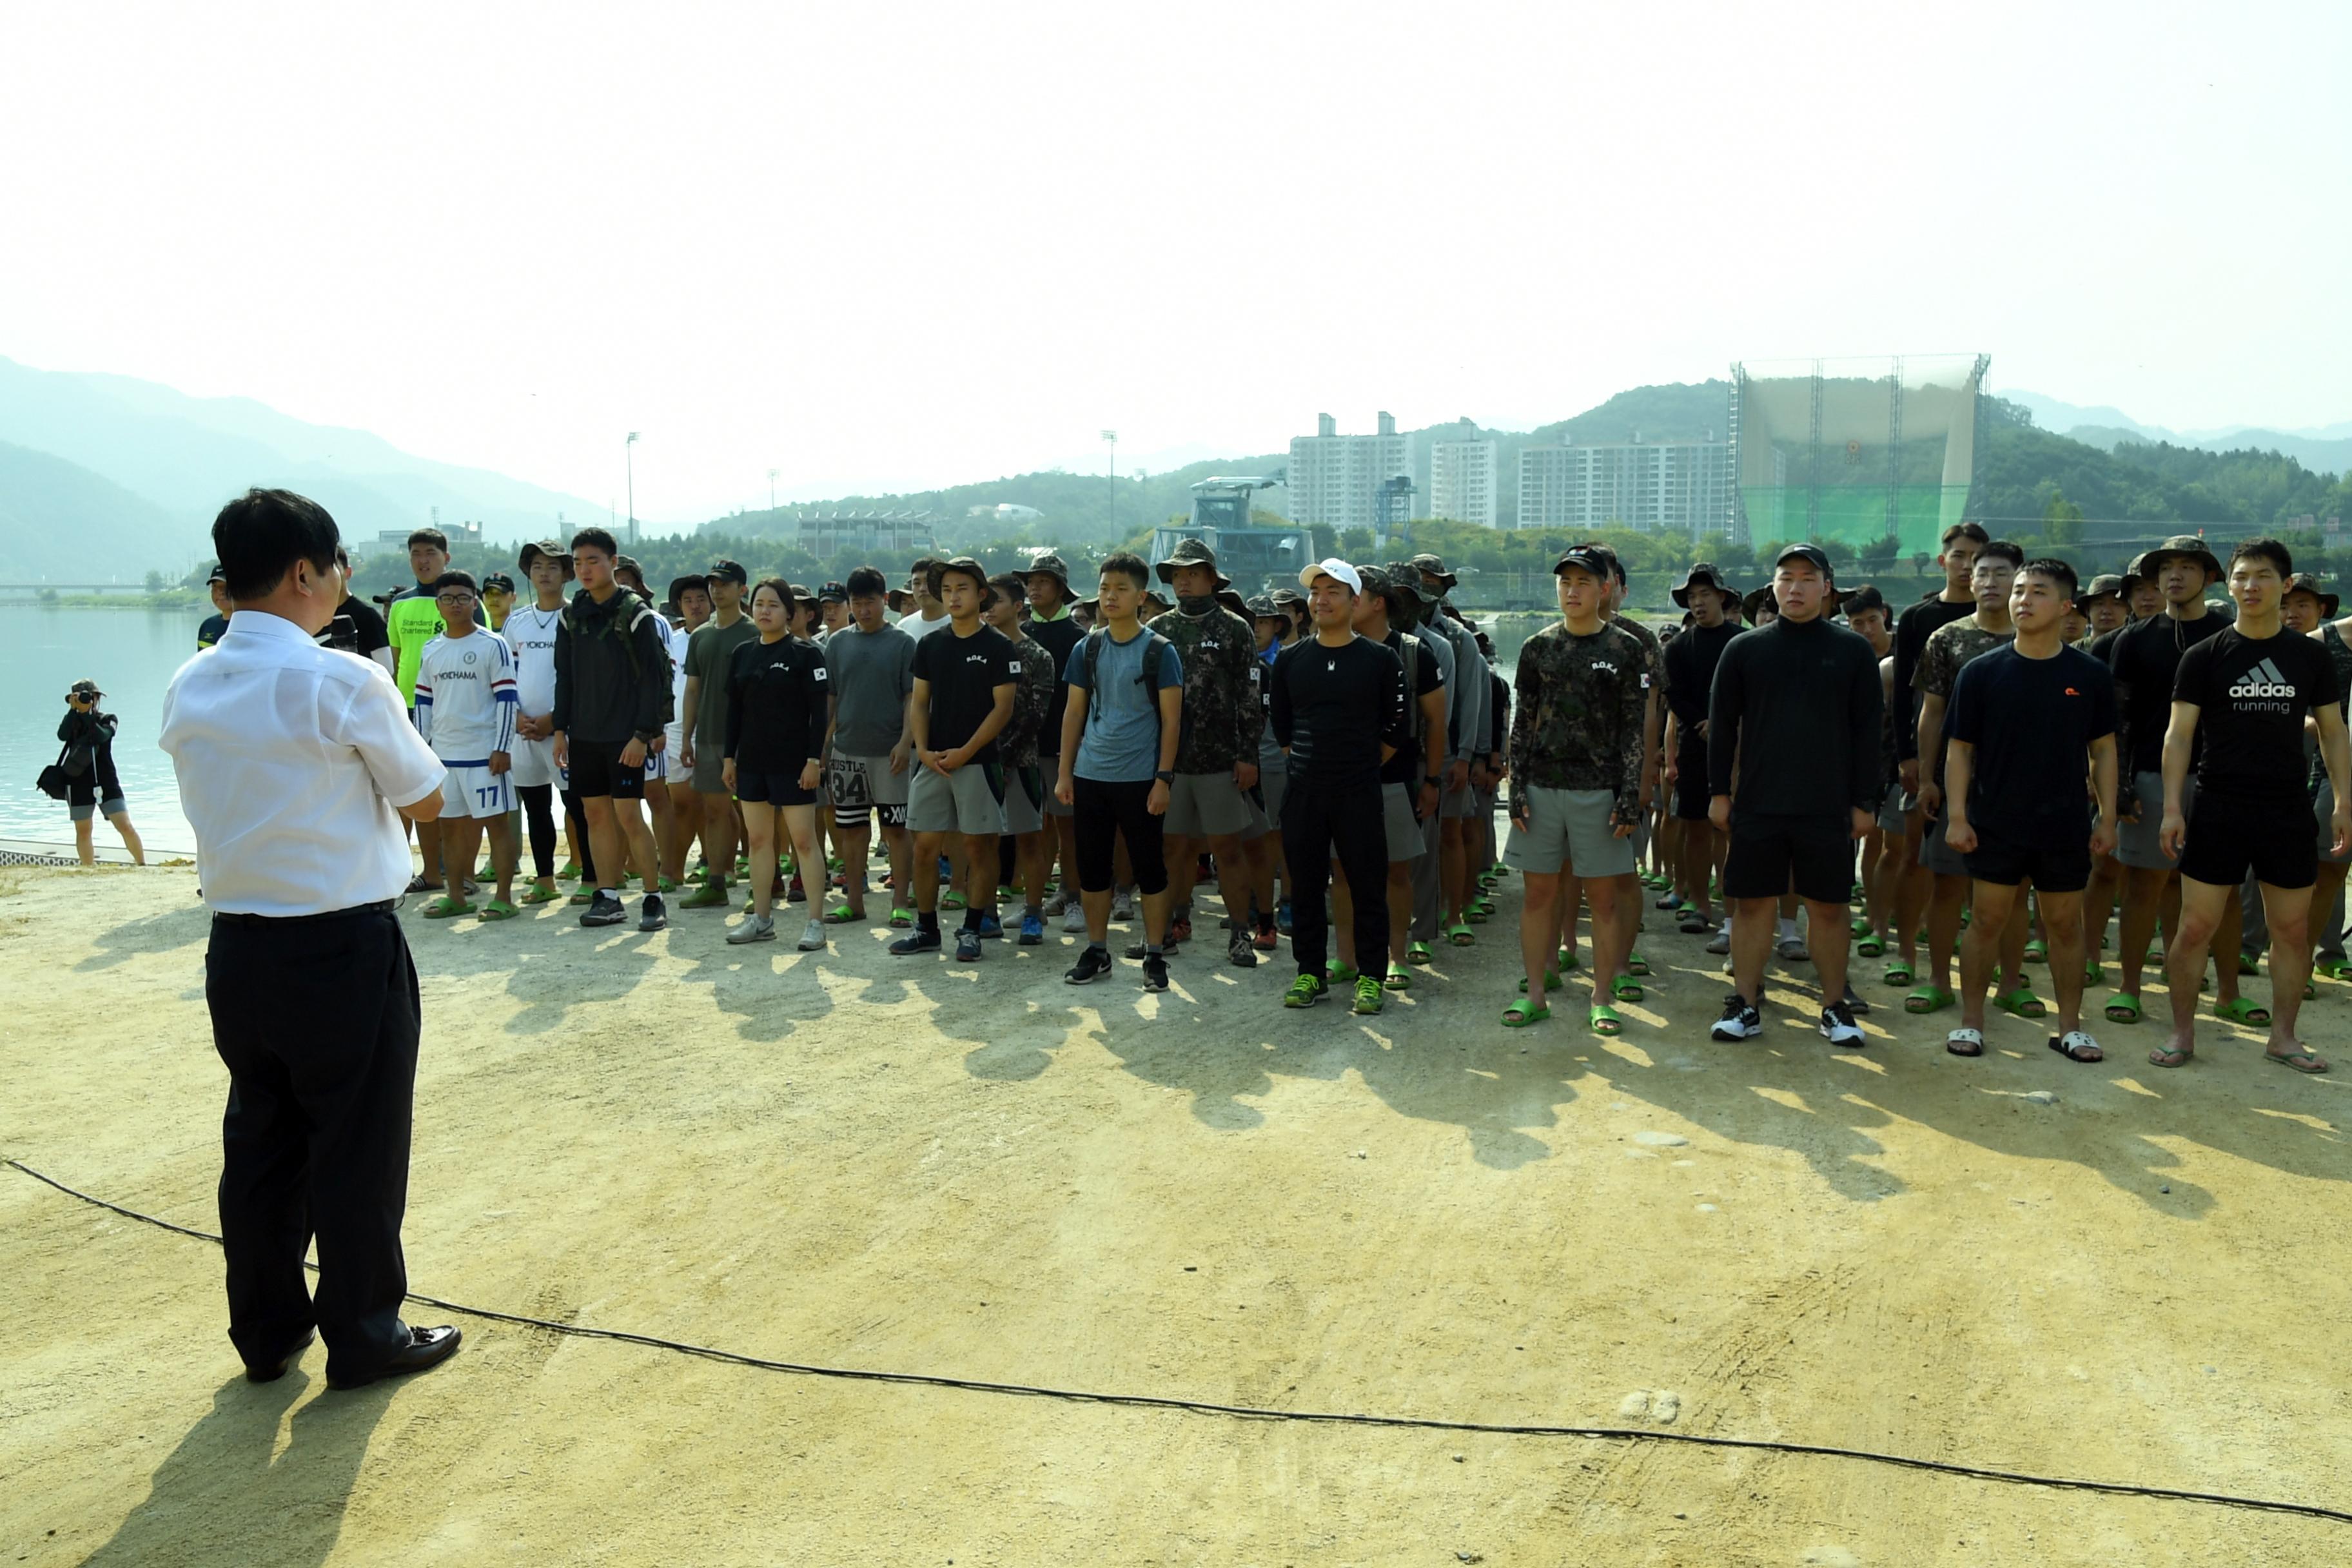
[1299,558,1363,593]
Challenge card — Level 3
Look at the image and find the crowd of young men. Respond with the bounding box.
[374,519,2347,1077]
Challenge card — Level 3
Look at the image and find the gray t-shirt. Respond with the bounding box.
[1067,626,1184,783]
[823,622,917,756]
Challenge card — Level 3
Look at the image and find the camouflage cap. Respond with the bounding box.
[1244,593,1282,619]
[1153,538,1231,590]
[2286,572,2340,619]
[1026,551,1073,587]
[1408,552,1457,588]
[2130,535,2222,582]
[2079,573,2128,602]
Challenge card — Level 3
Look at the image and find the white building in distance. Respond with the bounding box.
[1516,433,1735,537]
[1288,412,1415,532]
[1427,439,1498,527]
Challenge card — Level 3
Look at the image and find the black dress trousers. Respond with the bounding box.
[205,904,418,1382]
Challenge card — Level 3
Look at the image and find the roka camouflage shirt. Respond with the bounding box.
[1914,615,2015,700]
[1147,603,1264,773]
[1509,620,1651,818]
[1002,630,1057,774]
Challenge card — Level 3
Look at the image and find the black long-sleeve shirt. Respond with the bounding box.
[725,635,832,771]
[552,586,672,743]
[1269,634,1407,789]
[1662,620,1740,744]
[1707,614,1883,817]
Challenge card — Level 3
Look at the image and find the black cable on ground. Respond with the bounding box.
[12,1155,2347,1528]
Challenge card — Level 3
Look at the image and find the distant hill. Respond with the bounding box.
[0,441,191,581]
[2005,387,2352,480]
[0,356,605,570]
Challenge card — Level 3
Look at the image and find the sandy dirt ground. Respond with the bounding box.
[5,856,2352,1567]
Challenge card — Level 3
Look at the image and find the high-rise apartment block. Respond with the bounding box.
[1427,440,1498,527]
[1514,434,1734,537]
[1288,411,1415,531]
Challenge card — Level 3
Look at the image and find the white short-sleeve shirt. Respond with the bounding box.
[161,609,447,917]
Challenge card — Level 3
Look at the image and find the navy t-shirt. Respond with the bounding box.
[1946,643,2117,848]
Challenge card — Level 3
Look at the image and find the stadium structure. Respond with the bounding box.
[1728,355,1990,553]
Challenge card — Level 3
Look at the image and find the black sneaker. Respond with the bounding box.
[1142,954,1170,992]
[1710,992,1761,1041]
[1228,933,1258,968]
[638,893,667,932]
[1819,1002,1865,1048]
[1125,939,1173,961]
[888,928,942,956]
[955,928,983,962]
[580,890,627,927]
[1065,946,1113,985]
[1839,982,1872,1017]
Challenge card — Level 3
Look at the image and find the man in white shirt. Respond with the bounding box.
[898,558,952,640]
[158,487,463,1393]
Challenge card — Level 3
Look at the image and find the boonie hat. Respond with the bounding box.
[667,574,710,610]
[1671,561,1733,608]
[1155,538,1231,591]
[1026,552,1073,588]
[520,539,573,576]
[2079,573,2128,603]
[2286,572,2340,619]
[2130,534,2222,582]
[1245,593,1282,618]
[1409,552,1457,589]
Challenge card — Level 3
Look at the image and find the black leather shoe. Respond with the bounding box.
[326,1324,463,1391]
[244,1327,316,1384]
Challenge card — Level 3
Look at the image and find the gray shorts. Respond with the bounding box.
[1919,809,1968,878]
[1259,768,1287,832]
[1876,793,1906,836]
[1041,752,1073,817]
[691,725,729,794]
[1503,785,1638,879]
[1164,770,1251,838]
[1000,763,1045,836]
[1442,779,1479,819]
[908,759,1005,836]
[2317,779,2351,866]
[2117,769,2194,871]
[1381,781,1425,862]
[828,753,912,830]
[69,795,128,822]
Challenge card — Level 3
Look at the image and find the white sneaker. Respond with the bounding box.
[726,914,775,945]
[1705,926,1732,955]
[798,919,827,952]
[1042,890,1069,917]
[1062,902,1086,933]
[1112,892,1135,922]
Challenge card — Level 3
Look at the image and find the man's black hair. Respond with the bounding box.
[1098,551,1150,591]
[986,573,1026,608]
[2228,536,2293,578]
[1977,538,2026,570]
[1940,520,1990,549]
[2019,558,2079,603]
[569,525,620,560]
[213,488,341,602]
[407,526,449,551]
[846,565,888,598]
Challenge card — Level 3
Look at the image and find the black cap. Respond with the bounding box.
[205,563,226,585]
[1774,542,1834,578]
[1553,546,1611,580]
[479,571,515,594]
[818,580,850,604]
[706,558,750,586]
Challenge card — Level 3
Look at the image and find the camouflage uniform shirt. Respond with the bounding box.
[1001,630,1057,775]
[1147,603,1264,774]
[1914,615,2014,784]
[1509,620,1651,819]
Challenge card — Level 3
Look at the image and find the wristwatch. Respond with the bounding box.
[1154,769,1175,783]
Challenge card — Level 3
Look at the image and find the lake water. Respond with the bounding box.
[4,606,211,854]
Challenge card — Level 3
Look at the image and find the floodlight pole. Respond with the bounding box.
[625,431,640,545]
[1102,429,1118,534]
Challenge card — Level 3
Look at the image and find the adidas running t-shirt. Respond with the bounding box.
[2173,625,2339,807]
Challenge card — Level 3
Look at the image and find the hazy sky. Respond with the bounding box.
[3,1,2346,524]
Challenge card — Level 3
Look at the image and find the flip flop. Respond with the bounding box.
[1517,967,1562,994]
[1678,910,1711,935]
[2084,960,2105,987]
[2266,1048,2329,1074]
[1465,906,1491,924]
[2306,980,2319,1001]
[1501,999,1549,1028]
[1557,948,1582,972]
[2238,951,2263,977]
[2315,958,2352,981]
[2023,939,2048,964]
[823,905,868,924]
[1612,974,1645,1003]
[2104,992,2141,1024]
[941,891,967,910]
[1883,961,1914,986]
[1849,916,1873,937]
[476,898,518,921]
[1626,950,1651,977]
[1405,941,1435,966]
[2047,1031,2103,1063]
[1945,1026,1984,1057]
[519,882,562,905]
[1588,1003,1623,1037]
[421,894,473,919]
[2148,1042,2194,1068]
[1857,933,1885,957]
[1447,921,1476,947]
[1903,985,1956,1015]
[2210,997,2272,1028]
[1385,962,1413,990]
[1994,987,2047,1020]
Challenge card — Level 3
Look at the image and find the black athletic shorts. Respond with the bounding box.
[735,767,816,806]
[1671,742,1712,821]
[2179,793,2315,892]
[1961,825,2090,894]
[567,738,645,800]
[1723,811,1852,904]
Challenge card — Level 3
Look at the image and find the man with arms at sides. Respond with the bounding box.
[1384,565,1457,968]
[1839,586,1903,965]
[1147,540,1264,966]
[986,573,1060,945]
[2103,537,2244,1028]
[680,560,760,912]
[551,528,672,932]
[2072,573,2135,968]
[823,566,918,926]
[1661,564,1741,946]
[1886,521,1988,988]
[1244,594,1298,950]
[1023,553,1088,928]
[1331,567,1446,1001]
[1411,553,1490,952]
[612,556,685,894]
[411,571,521,921]
[159,488,460,1391]
[1910,540,2027,1019]
[386,526,453,894]
[1270,560,1409,1016]
[1942,560,2118,1062]
[1056,552,1185,992]
[893,557,1019,963]
[2151,538,2351,1073]
[658,574,714,881]
[1707,545,1883,1048]
[502,541,573,906]
[1502,547,1649,1034]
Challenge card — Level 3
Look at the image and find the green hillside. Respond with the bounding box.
[0,441,196,582]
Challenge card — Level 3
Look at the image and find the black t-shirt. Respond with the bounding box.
[1891,597,1974,760]
[2106,611,2225,778]
[197,612,229,650]
[2173,625,2340,807]
[1269,634,1407,789]
[1946,644,2117,848]
[318,595,391,658]
[725,635,832,772]
[1379,629,1446,785]
[1024,614,1084,756]
[1663,620,1740,740]
[911,622,1019,764]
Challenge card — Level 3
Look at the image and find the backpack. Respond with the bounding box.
[1080,625,1188,754]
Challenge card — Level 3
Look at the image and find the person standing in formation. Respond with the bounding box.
[552,528,672,932]
[411,570,520,921]
[723,579,832,950]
